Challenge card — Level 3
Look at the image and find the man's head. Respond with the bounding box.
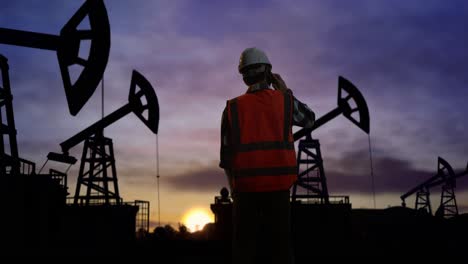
[238,47,272,86]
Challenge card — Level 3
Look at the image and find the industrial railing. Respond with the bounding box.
[65,198,150,233]
[293,195,350,204]
[19,157,35,175]
[214,194,349,205]
[134,200,150,233]
[66,196,124,205]
[2,155,36,175]
[49,169,67,189]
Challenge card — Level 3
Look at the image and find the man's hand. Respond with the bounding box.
[271,73,292,94]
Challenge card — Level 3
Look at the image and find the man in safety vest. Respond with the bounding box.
[220,47,315,264]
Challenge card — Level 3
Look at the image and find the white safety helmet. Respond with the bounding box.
[238,47,272,73]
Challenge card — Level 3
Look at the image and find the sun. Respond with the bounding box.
[182,208,214,232]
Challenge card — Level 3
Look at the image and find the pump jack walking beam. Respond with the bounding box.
[426,161,468,189]
[294,76,370,141]
[49,70,159,160]
[0,0,110,115]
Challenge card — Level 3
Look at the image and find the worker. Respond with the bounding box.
[219,47,315,264]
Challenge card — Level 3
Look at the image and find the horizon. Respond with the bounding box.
[0,0,467,229]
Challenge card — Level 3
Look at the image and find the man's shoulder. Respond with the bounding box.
[226,94,244,103]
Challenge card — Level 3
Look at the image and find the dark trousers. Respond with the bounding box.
[232,190,294,264]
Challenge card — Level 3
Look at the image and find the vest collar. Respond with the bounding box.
[246,82,270,94]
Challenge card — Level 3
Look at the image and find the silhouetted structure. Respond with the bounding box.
[48,70,159,205]
[402,157,468,218]
[210,187,233,240]
[59,203,139,253]
[0,54,71,254]
[209,187,468,259]
[49,70,158,254]
[0,0,159,251]
[292,77,370,203]
[75,133,120,205]
[0,0,110,115]
[401,157,454,215]
[292,199,353,258]
[49,169,68,191]
[0,55,20,176]
[135,200,150,233]
[431,160,468,218]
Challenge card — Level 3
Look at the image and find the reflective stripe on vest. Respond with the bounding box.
[227,89,297,192]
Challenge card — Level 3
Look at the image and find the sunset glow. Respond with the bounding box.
[182,208,214,232]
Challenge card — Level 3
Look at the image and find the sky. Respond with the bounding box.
[0,0,467,229]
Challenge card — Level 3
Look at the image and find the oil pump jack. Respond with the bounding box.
[0,0,110,116]
[0,0,110,176]
[291,76,370,203]
[401,157,468,218]
[401,157,454,215]
[48,70,159,206]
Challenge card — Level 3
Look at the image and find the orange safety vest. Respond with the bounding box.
[227,89,297,192]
